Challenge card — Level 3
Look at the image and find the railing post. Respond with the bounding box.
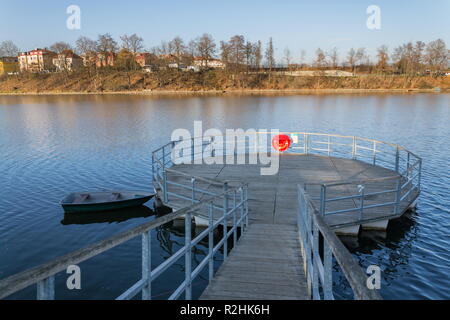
[305,133,309,155]
[352,136,356,159]
[151,152,155,181]
[359,185,365,220]
[233,190,237,247]
[142,230,152,300]
[191,137,195,164]
[208,203,214,283]
[323,241,333,300]
[239,187,244,231]
[191,177,196,205]
[327,135,331,156]
[418,159,422,191]
[319,185,326,216]
[185,212,192,299]
[163,170,168,202]
[37,276,55,300]
[372,141,377,165]
[244,185,249,229]
[395,146,400,173]
[395,177,402,214]
[223,182,229,260]
[312,223,319,299]
[406,152,411,178]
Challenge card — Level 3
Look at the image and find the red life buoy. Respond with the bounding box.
[272,134,292,152]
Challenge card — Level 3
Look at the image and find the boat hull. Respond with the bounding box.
[61,192,154,214]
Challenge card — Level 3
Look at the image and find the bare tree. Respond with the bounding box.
[314,48,326,68]
[376,45,389,72]
[284,47,292,68]
[327,47,338,69]
[120,34,144,54]
[346,47,365,72]
[425,39,449,72]
[299,50,306,68]
[49,41,72,53]
[75,36,97,69]
[0,40,19,57]
[75,36,97,55]
[254,41,262,69]
[96,33,118,68]
[265,37,275,70]
[228,35,246,68]
[195,33,216,68]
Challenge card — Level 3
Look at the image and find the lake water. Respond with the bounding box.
[1,93,449,299]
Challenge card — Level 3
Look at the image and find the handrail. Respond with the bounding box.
[0,184,249,300]
[297,185,382,300]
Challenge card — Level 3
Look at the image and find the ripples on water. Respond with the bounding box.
[0,93,449,299]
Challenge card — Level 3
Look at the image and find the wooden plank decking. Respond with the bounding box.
[200,223,308,300]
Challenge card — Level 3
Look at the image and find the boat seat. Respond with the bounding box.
[111,192,121,200]
[74,193,90,203]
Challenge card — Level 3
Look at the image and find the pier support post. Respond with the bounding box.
[185,212,192,299]
[142,231,152,300]
[37,276,55,300]
[223,182,229,260]
[208,203,214,283]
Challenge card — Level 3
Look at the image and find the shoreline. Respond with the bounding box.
[0,88,447,96]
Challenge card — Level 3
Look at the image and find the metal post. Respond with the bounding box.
[372,141,377,165]
[163,170,168,202]
[395,146,400,173]
[352,136,356,159]
[395,178,402,214]
[223,182,228,260]
[312,224,319,299]
[191,138,194,164]
[185,212,192,299]
[359,186,365,220]
[418,159,422,191]
[142,231,152,300]
[406,152,411,178]
[244,185,249,229]
[208,203,214,283]
[305,133,309,155]
[233,190,237,247]
[239,187,244,232]
[373,141,377,165]
[191,178,196,205]
[319,185,326,216]
[37,276,55,300]
[323,241,333,300]
[327,135,331,156]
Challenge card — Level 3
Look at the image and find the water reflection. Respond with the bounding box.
[60,205,155,225]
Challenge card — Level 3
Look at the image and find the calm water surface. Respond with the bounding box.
[0,93,449,299]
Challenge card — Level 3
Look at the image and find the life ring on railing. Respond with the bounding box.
[272,134,292,152]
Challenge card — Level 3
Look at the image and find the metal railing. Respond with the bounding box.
[0,185,249,300]
[297,185,382,300]
[153,132,421,225]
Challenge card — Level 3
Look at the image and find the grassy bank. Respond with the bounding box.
[0,69,449,94]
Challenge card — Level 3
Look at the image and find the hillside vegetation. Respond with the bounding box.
[1,69,449,94]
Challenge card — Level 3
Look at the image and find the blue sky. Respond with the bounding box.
[1,0,449,62]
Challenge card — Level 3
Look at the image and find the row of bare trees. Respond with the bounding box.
[1,34,449,75]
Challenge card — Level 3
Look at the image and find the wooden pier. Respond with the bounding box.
[160,153,418,300]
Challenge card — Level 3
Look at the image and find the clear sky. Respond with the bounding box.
[1,0,449,62]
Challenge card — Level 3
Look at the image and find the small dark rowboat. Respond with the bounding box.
[60,191,154,214]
